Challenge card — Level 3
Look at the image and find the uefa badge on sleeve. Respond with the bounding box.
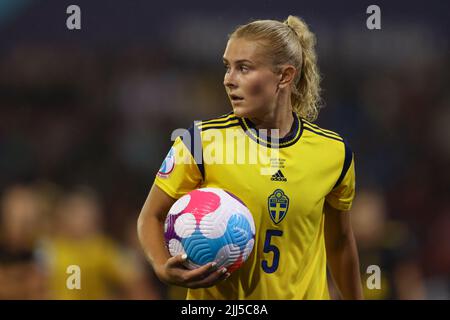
[157,147,175,178]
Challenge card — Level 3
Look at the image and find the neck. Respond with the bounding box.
[249,107,294,139]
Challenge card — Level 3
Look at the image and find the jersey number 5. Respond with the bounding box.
[261,229,283,273]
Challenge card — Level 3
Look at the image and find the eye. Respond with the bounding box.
[223,64,230,73]
[239,65,249,72]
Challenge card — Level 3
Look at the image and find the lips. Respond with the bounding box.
[230,94,244,101]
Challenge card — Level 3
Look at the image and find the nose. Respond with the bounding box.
[223,69,237,89]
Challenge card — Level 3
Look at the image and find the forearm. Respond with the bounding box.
[327,233,364,300]
[137,184,178,281]
[137,213,171,278]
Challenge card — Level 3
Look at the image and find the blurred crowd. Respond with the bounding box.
[0,183,165,299]
[1,3,449,299]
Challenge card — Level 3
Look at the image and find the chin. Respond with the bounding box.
[231,105,255,118]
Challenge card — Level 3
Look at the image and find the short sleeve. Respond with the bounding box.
[154,130,203,199]
[325,147,356,212]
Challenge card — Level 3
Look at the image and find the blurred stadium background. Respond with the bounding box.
[0,0,449,299]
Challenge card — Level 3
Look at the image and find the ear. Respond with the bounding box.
[278,65,297,89]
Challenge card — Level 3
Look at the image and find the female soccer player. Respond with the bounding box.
[138,15,363,299]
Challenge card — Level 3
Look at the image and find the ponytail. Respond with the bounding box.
[284,15,322,121]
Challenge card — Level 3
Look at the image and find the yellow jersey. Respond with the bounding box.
[43,235,135,299]
[154,111,355,299]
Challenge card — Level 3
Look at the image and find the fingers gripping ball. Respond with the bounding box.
[164,188,255,273]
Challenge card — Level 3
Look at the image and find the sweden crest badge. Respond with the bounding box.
[268,189,289,224]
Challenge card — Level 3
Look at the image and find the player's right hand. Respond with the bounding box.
[157,254,231,289]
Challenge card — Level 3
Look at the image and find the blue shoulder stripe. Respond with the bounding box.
[201,122,240,132]
[200,116,239,127]
[302,120,341,138]
[303,126,343,142]
[180,124,205,180]
[333,142,353,189]
[200,111,234,124]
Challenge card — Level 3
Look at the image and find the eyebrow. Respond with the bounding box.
[222,58,254,64]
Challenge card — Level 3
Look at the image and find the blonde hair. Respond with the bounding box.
[229,15,322,121]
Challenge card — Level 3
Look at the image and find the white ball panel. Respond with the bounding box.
[199,205,233,239]
[219,190,256,236]
[168,194,190,215]
[240,206,256,235]
[242,239,255,262]
[174,213,197,238]
[168,239,185,257]
[214,244,241,268]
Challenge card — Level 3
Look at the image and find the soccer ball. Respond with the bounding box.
[164,187,255,273]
